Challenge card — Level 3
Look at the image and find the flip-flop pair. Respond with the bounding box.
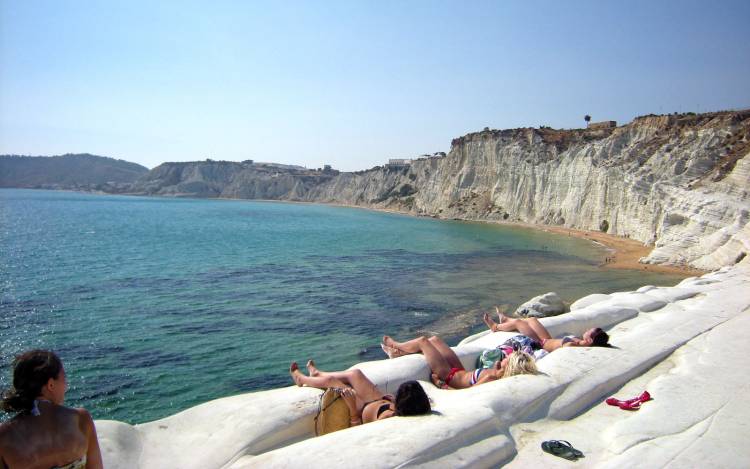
[606,390,652,411]
[541,440,584,460]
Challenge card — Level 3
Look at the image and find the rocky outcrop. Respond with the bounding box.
[129,161,339,198]
[120,110,750,271]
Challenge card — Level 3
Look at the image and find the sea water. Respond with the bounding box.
[0,189,687,424]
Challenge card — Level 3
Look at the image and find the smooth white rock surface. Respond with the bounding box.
[96,259,750,468]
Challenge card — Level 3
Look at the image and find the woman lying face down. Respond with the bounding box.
[290,360,430,426]
[483,308,611,353]
[381,335,537,390]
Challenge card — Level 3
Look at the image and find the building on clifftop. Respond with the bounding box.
[386,158,412,169]
[588,120,617,130]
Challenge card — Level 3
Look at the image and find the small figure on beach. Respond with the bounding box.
[381,335,537,389]
[290,360,430,426]
[483,307,611,352]
[0,350,103,469]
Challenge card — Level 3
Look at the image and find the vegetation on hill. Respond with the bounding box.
[0,153,149,188]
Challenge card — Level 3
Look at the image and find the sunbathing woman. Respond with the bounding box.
[0,349,103,469]
[483,307,611,352]
[381,335,537,390]
[290,360,430,426]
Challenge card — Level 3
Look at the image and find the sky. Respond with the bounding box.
[1,1,749,171]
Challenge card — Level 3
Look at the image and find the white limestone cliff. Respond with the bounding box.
[304,111,750,271]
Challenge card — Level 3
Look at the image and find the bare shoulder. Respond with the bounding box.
[73,408,94,432]
[0,419,9,442]
[0,417,18,438]
[0,418,19,452]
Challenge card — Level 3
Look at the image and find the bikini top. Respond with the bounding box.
[363,396,393,420]
[376,403,392,418]
[541,335,578,347]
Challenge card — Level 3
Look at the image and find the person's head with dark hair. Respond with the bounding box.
[394,380,431,416]
[1,349,66,415]
[583,328,611,347]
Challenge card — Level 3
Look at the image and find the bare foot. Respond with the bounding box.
[289,362,305,387]
[495,306,508,323]
[483,312,497,332]
[382,335,398,349]
[381,343,405,359]
[306,359,319,376]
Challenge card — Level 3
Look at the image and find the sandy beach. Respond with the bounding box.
[312,200,705,275]
[528,224,706,276]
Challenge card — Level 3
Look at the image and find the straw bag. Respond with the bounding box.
[314,388,351,436]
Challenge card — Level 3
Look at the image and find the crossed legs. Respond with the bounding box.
[289,360,382,403]
[483,308,551,343]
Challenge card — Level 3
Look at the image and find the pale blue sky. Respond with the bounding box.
[1,1,749,171]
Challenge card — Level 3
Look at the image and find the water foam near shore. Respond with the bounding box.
[0,189,689,424]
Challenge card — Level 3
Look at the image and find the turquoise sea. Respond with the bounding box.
[0,189,687,424]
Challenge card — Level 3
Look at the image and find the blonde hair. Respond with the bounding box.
[501,351,537,378]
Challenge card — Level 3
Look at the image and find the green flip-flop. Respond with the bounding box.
[541,440,584,460]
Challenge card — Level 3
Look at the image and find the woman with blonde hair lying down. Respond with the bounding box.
[381,334,537,390]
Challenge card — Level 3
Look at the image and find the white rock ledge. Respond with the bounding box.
[97,259,750,468]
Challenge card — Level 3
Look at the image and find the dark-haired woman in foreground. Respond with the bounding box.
[0,349,103,469]
[290,360,430,426]
[483,307,611,352]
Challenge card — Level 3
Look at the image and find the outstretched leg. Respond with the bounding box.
[483,312,499,331]
[488,314,550,343]
[428,336,463,369]
[522,317,552,341]
[491,318,540,341]
[383,336,452,379]
[290,362,382,402]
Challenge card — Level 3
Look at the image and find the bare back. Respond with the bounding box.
[0,403,88,469]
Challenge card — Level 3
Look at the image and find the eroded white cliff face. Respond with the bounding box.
[304,112,750,270]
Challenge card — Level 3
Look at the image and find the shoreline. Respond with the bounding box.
[11,188,706,276]
[317,201,706,276]
[517,223,706,276]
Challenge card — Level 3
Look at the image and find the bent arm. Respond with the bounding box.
[562,338,585,347]
[339,388,362,425]
[474,369,500,386]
